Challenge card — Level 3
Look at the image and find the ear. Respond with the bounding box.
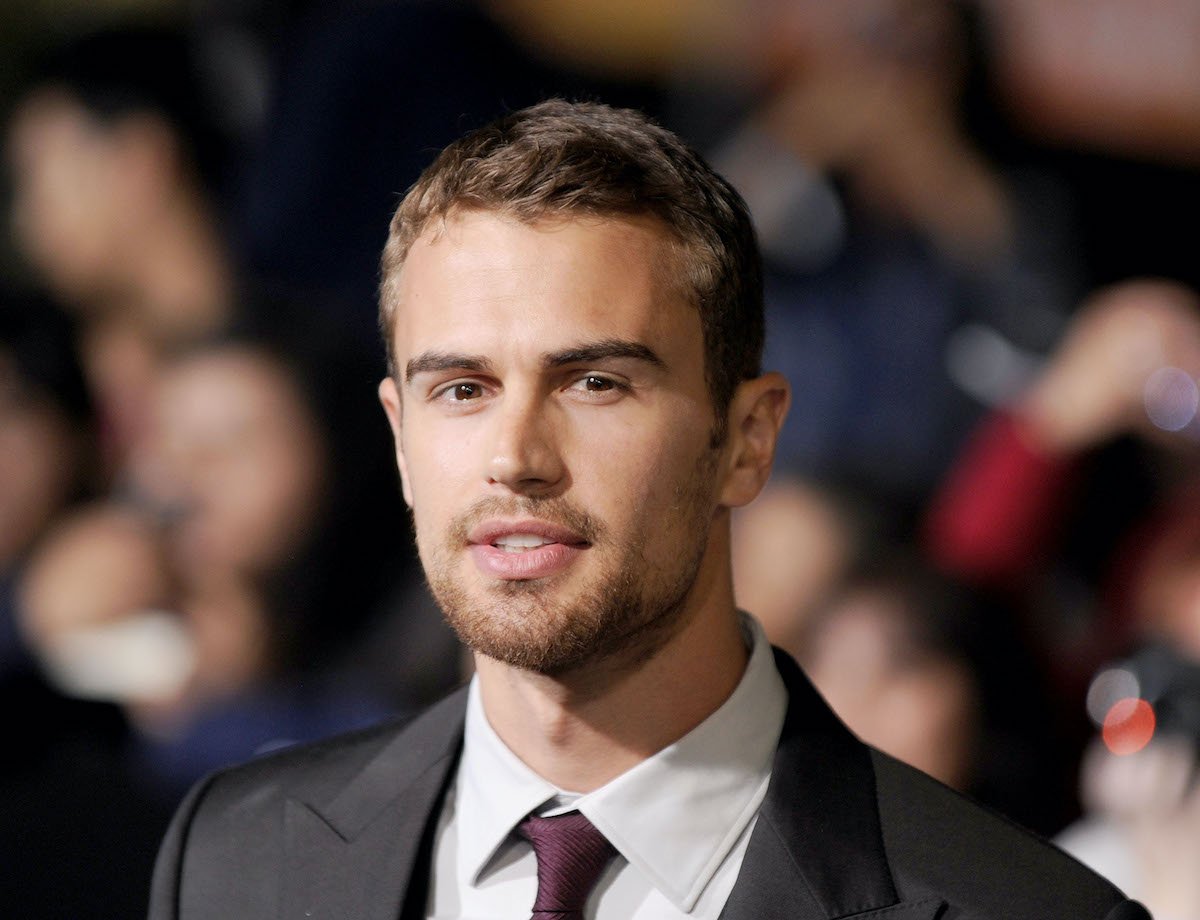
[717,372,791,508]
[377,377,413,507]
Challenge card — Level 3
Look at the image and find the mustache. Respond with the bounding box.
[448,495,604,546]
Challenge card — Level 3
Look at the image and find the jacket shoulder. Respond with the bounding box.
[187,681,468,813]
[191,715,411,814]
[870,749,1134,919]
[150,690,467,919]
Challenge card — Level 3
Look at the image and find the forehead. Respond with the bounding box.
[390,210,697,360]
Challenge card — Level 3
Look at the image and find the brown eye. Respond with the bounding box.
[583,376,613,391]
[453,383,481,400]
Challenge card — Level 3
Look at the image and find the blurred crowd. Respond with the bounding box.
[3,1,1200,917]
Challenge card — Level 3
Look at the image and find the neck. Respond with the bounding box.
[475,529,748,792]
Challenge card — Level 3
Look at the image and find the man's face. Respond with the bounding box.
[378,210,732,675]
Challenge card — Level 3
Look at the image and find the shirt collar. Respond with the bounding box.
[455,613,787,912]
[455,677,563,888]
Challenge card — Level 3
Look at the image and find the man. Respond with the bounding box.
[149,100,1147,919]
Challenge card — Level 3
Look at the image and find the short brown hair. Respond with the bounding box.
[378,99,763,428]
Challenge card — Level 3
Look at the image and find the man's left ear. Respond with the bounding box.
[717,372,791,508]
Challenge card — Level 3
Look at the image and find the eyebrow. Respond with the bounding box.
[405,352,491,384]
[542,339,666,371]
[405,339,665,384]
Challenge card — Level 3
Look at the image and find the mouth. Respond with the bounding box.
[468,519,590,551]
[467,519,590,579]
[491,534,565,554]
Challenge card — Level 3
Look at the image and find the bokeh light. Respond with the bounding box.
[1086,666,1140,726]
[1143,366,1200,432]
[1101,697,1156,755]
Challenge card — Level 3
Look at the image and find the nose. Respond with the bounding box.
[485,389,566,495]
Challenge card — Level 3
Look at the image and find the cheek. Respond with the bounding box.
[400,431,466,549]
[400,427,461,510]
[404,409,481,474]
[568,416,638,479]
[574,431,701,538]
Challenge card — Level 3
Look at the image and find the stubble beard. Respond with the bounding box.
[420,449,720,677]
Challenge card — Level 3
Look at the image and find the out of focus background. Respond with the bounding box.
[3,0,1200,917]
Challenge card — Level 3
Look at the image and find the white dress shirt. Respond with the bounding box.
[426,614,788,919]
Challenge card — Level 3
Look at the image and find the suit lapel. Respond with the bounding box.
[275,653,948,919]
[281,688,467,919]
[722,651,945,920]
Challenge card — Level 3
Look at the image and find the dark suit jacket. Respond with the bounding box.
[149,651,1149,919]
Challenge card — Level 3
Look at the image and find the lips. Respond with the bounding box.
[467,518,589,580]
[467,519,589,548]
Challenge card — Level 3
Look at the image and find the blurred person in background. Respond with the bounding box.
[927,280,1200,690]
[1,278,444,913]
[5,24,236,474]
[0,290,93,677]
[799,555,1073,835]
[731,473,1074,833]
[925,279,1200,844]
[801,561,983,792]
[133,317,457,721]
[731,472,877,656]
[4,19,460,794]
[0,291,176,919]
[17,320,454,794]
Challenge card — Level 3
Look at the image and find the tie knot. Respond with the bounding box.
[518,811,616,918]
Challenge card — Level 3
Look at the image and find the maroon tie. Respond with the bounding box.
[518,811,617,919]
